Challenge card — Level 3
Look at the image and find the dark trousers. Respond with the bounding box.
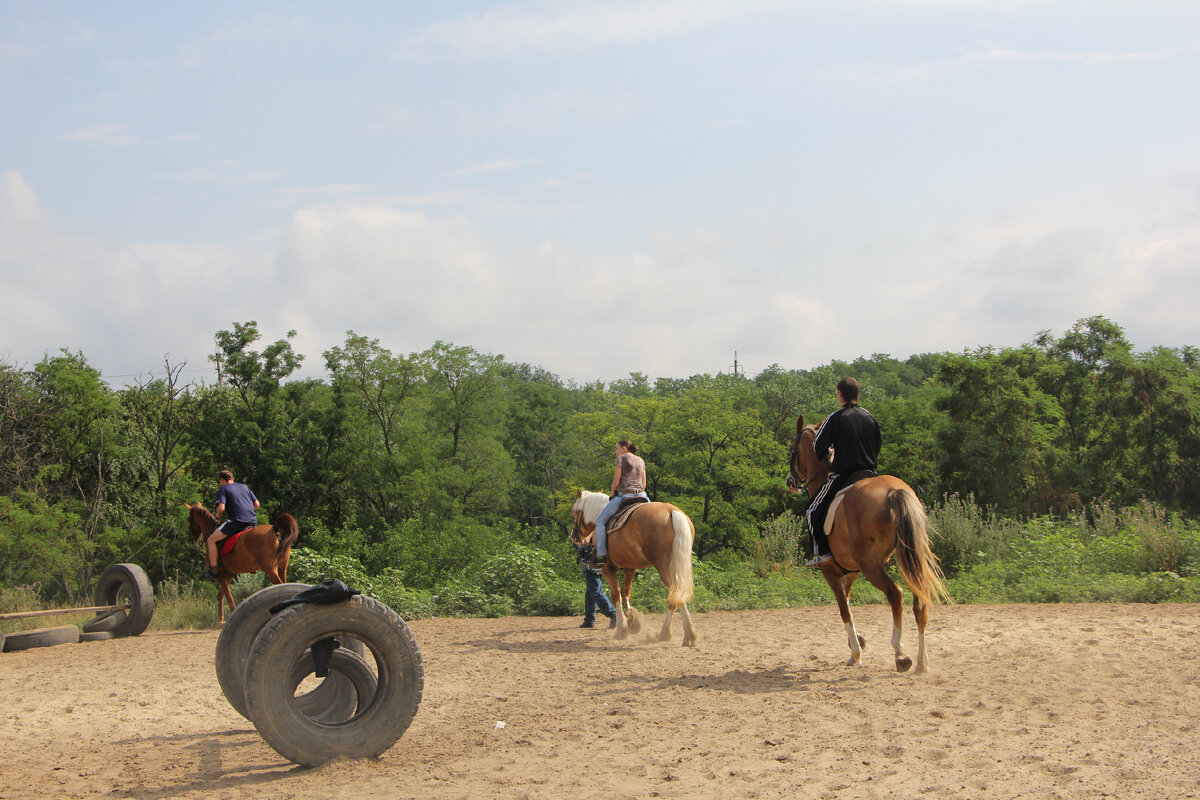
[806,473,850,557]
[583,570,616,624]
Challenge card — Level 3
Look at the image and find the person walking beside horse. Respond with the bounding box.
[206,470,261,578]
[804,377,881,567]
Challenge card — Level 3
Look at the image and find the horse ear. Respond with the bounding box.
[796,416,804,436]
[575,488,583,498]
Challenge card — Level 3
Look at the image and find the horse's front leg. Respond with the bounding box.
[216,577,236,626]
[823,567,863,666]
[620,570,642,636]
[602,566,629,640]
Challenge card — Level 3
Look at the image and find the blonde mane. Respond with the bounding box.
[573,490,610,524]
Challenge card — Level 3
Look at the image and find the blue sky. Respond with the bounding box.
[2,1,1197,385]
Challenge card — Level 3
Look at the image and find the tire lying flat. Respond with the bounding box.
[3,625,81,652]
[93,564,154,637]
[245,596,423,767]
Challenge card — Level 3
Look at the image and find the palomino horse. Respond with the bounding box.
[570,490,698,646]
[184,502,299,624]
[787,416,948,673]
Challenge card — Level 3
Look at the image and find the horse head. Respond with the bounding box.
[569,489,604,545]
[183,501,218,542]
[786,415,828,495]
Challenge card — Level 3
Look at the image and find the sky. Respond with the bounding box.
[2,1,1198,387]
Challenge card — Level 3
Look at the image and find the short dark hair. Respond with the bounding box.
[617,439,638,454]
[837,377,860,403]
[218,469,234,482]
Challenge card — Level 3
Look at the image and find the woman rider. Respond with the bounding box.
[594,439,648,566]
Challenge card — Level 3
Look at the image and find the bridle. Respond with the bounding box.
[786,425,819,496]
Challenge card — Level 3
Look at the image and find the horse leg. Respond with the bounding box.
[216,576,235,625]
[823,568,862,666]
[912,595,930,674]
[604,566,629,640]
[678,603,698,647]
[621,571,642,636]
[862,563,912,673]
[658,606,674,642]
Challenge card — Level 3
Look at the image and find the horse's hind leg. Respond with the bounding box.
[658,607,674,642]
[862,564,911,673]
[912,595,929,674]
[678,604,698,647]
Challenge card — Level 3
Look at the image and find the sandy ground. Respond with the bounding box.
[1,602,1198,800]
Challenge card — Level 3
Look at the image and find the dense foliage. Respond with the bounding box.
[2,315,1198,620]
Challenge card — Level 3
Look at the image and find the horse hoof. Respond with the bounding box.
[896,655,913,673]
[612,628,629,641]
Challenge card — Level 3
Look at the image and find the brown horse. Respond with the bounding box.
[184,502,299,624]
[787,416,948,673]
[570,490,698,646]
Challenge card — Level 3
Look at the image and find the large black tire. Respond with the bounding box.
[292,647,378,723]
[215,583,311,719]
[93,564,154,637]
[3,625,81,652]
[244,596,423,766]
[82,607,126,633]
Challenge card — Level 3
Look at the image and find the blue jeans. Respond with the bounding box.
[595,492,648,556]
[583,570,616,624]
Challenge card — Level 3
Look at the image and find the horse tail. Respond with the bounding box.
[273,513,299,558]
[888,489,949,607]
[665,510,695,607]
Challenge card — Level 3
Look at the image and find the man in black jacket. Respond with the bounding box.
[805,377,881,567]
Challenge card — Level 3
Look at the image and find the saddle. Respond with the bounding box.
[607,496,650,535]
[218,525,253,555]
[823,469,878,537]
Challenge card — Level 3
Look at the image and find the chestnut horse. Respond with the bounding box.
[184,502,299,624]
[787,416,948,673]
[570,490,698,646]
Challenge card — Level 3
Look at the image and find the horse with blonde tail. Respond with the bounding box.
[787,416,948,673]
[570,490,698,646]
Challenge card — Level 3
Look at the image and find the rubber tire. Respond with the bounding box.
[3,625,81,652]
[292,647,379,723]
[245,596,423,766]
[93,563,154,637]
[215,583,312,720]
[82,607,126,633]
[79,630,114,642]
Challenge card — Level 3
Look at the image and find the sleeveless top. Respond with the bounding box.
[615,453,646,493]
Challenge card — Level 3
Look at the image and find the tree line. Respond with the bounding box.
[1,315,1196,604]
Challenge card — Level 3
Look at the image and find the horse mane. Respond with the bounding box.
[190,503,218,525]
[575,490,610,523]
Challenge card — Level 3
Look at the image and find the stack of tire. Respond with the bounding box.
[2,563,155,652]
[216,583,424,767]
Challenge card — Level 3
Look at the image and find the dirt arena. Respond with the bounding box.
[2,603,1198,800]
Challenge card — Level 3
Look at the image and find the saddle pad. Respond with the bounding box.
[608,497,649,535]
[823,470,879,537]
[823,490,849,538]
[219,527,250,555]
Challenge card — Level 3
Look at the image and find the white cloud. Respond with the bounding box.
[446,159,526,177]
[59,122,141,147]
[392,0,791,61]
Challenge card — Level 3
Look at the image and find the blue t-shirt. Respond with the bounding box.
[215,482,259,524]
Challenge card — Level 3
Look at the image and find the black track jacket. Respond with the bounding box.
[812,403,881,475]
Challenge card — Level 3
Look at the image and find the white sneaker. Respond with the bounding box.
[805,553,834,568]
